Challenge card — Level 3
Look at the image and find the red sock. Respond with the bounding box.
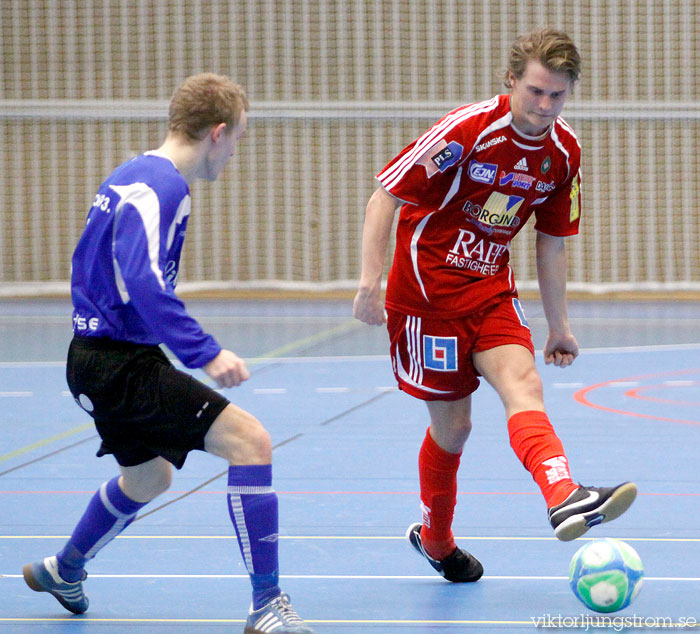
[418,428,461,560]
[507,410,578,508]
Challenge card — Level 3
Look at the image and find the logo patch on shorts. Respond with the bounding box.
[422,335,458,372]
[196,401,210,419]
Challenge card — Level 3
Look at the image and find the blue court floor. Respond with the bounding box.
[0,297,698,632]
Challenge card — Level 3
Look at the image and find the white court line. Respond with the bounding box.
[1,342,700,368]
[0,572,697,581]
[1,343,700,368]
[0,392,33,397]
[4,535,699,543]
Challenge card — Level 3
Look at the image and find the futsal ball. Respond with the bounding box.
[569,538,644,613]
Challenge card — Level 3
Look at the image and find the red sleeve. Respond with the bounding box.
[376,101,499,208]
[377,134,467,208]
[533,168,581,237]
[534,122,582,237]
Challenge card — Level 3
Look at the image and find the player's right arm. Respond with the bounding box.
[353,186,401,326]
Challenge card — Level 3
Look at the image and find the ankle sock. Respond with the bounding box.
[227,464,281,610]
[56,476,146,582]
[417,429,461,560]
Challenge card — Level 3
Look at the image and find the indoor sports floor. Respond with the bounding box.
[0,297,698,632]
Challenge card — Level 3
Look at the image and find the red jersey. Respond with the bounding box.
[378,94,581,319]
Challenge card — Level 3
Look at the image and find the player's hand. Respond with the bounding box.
[353,287,387,326]
[203,349,250,388]
[543,331,579,367]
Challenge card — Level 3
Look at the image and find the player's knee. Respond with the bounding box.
[205,405,272,465]
[151,464,173,496]
[120,459,172,503]
[520,365,544,400]
[238,418,272,463]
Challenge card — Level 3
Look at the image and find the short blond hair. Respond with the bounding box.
[503,28,581,88]
[168,73,249,141]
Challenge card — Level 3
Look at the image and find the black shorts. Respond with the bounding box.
[66,336,229,469]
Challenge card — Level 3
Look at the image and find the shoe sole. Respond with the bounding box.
[22,563,88,615]
[554,482,638,542]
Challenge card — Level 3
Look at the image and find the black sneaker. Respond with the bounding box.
[405,523,483,582]
[548,482,638,541]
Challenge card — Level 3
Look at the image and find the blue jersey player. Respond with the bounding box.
[22,73,313,634]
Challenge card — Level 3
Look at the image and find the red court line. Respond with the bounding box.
[625,385,700,407]
[1,490,699,496]
[573,368,700,426]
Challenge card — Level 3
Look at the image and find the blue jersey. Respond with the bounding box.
[71,152,221,369]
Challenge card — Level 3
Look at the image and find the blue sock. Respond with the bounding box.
[227,464,281,610]
[56,476,146,582]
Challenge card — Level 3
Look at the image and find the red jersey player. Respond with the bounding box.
[354,28,637,582]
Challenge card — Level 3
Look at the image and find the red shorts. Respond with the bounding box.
[386,295,535,401]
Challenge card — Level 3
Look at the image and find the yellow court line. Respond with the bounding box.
[247,319,360,364]
[0,422,94,464]
[2,534,700,543]
[0,320,359,464]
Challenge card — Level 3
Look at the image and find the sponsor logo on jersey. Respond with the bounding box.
[541,156,552,173]
[468,160,497,185]
[463,192,524,228]
[417,139,463,177]
[432,141,463,172]
[164,260,180,286]
[445,227,509,276]
[423,335,458,372]
[475,134,507,152]
[569,174,580,222]
[536,180,556,193]
[73,313,99,331]
[514,157,529,171]
[499,171,536,190]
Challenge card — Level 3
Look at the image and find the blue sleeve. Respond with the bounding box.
[112,187,221,369]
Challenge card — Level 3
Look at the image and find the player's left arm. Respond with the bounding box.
[535,231,579,368]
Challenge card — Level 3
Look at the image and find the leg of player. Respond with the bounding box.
[22,457,172,614]
[473,344,637,541]
[203,404,313,634]
[406,397,484,583]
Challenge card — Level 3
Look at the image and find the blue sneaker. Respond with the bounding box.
[22,556,89,614]
[244,593,313,634]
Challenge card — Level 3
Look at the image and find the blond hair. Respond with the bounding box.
[503,28,581,88]
[168,73,249,141]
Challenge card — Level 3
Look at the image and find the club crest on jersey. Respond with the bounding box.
[417,140,463,178]
[468,160,497,185]
[423,335,458,372]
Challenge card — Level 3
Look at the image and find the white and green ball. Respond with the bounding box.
[569,538,644,612]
